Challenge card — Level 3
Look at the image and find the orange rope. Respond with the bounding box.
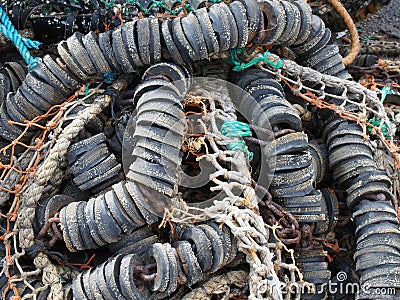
[326,0,360,66]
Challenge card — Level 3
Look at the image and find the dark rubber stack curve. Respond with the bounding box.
[322,116,400,293]
[233,67,334,299]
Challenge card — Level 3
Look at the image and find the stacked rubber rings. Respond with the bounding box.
[0,61,27,105]
[323,115,400,292]
[353,200,400,296]
[233,67,336,299]
[67,133,122,192]
[259,0,351,79]
[0,54,79,143]
[295,249,331,299]
[72,221,238,299]
[58,62,190,252]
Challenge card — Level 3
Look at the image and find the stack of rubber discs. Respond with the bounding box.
[307,139,328,185]
[323,114,400,291]
[124,78,186,198]
[0,54,79,143]
[258,0,351,79]
[72,253,151,300]
[353,199,400,297]
[260,0,312,46]
[0,61,27,104]
[178,222,239,275]
[234,68,325,226]
[161,0,259,64]
[58,180,155,251]
[107,226,159,256]
[295,249,331,299]
[72,221,238,299]
[122,61,192,173]
[299,44,353,79]
[323,116,393,210]
[67,133,122,192]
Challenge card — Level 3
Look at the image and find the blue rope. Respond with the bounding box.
[0,7,42,69]
[221,120,253,160]
[103,72,119,84]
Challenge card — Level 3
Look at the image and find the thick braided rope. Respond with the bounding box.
[15,88,119,300]
[326,0,360,66]
[182,270,248,299]
[17,93,112,249]
[33,253,63,300]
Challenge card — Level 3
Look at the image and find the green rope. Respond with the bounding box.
[124,0,200,15]
[366,86,394,140]
[221,120,252,137]
[84,81,90,96]
[380,86,392,103]
[226,48,283,72]
[221,120,253,160]
[100,0,116,9]
[367,117,395,140]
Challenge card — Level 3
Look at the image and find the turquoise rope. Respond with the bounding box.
[221,120,252,137]
[103,72,119,84]
[100,0,116,8]
[367,117,394,140]
[0,7,42,69]
[366,86,394,140]
[227,48,283,72]
[125,0,194,15]
[221,120,253,160]
[380,86,392,103]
